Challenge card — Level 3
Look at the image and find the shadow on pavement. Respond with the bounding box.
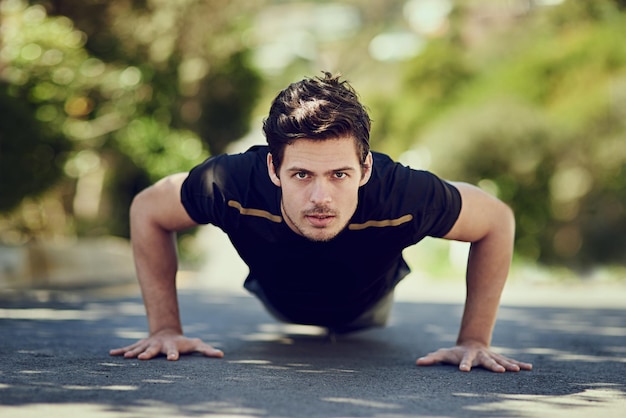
[0,288,625,417]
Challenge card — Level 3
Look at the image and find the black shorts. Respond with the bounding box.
[245,279,394,334]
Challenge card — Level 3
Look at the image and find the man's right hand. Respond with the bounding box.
[109,329,224,361]
[115,173,222,362]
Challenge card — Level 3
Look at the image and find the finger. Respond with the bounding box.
[459,351,476,372]
[416,350,446,366]
[475,351,507,373]
[163,341,180,361]
[516,361,533,371]
[485,358,506,373]
[492,354,533,372]
[504,359,533,371]
[109,347,127,356]
[109,341,143,356]
[197,345,224,359]
[184,338,224,358]
[137,344,162,360]
[122,344,150,359]
[498,357,522,372]
[501,356,533,370]
[416,355,439,366]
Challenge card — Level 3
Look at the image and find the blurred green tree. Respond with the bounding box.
[0,0,262,241]
[386,0,626,268]
[0,84,71,213]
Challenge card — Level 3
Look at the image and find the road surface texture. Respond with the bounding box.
[1,272,625,418]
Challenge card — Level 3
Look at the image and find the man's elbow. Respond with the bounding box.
[129,185,179,242]
[129,186,157,228]
[130,173,196,233]
[496,200,516,240]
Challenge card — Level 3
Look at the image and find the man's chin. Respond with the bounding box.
[302,227,344,242]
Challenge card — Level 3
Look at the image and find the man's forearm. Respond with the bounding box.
[130,195,183,335]
[456,210,514,346]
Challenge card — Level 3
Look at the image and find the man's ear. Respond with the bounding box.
[267,153,281,187]
[359,152,373,187]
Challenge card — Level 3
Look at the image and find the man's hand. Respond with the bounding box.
[109,329,224,361]
[416,342,533,373]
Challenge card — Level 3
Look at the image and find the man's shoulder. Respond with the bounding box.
[363,150,451,203]
[371,151,394,165]
[181,145,276,225]
[218,145,268,165]
[196,145,268,175]
[369,150,429,181]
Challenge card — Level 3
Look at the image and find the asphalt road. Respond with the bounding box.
[0,279,625,418]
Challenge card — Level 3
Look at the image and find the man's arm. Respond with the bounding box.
[416,182,532,372]
[109,173,224,361]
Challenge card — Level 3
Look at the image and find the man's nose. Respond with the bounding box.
[310,179,332,204]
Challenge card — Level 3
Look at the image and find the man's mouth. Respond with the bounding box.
[305,212,336,228]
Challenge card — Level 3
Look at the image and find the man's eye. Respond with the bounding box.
[334,172,347,179]
[295,172,308,179]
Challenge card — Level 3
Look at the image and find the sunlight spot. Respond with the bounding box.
[404,0,452,35]
[369,31,425,62]
[20,43,42,60]
[142,379,174,384]
[522,347,626,363]
[62,385,92,391]
[464,388,626,417]
[0,383,9,389]
[101,385,138,391]
[114,330,147,340]
[0,308,101,320]
[62,384,138,391]
[424,324,457,343]
[238,333,294,344]
[574,382,622,388]
[228,359,271,365]
[259,365,290,370]
[323,397,401,409]
[535,320,626,337]
[0,404,110,417]
[399,146,431,170]
[258,323,326,336]
[550,166,593,203]
[119,66,142,87]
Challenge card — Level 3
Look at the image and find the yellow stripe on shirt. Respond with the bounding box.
[228,200,283,223]
[348,214,413,231]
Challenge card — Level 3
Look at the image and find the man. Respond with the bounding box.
[110,73,532,373]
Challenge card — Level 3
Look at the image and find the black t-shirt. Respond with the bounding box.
[181,145,462,326]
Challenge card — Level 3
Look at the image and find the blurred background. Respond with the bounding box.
[1,0,625,289]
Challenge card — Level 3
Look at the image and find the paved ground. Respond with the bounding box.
[0,273,625,418]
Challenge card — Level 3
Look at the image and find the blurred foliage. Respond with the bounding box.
[0,0,262,240]
[0,84,71,212]
[1,0,625,272]
[375,0,626,269]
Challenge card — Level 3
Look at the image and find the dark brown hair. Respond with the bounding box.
[263,72,371,171]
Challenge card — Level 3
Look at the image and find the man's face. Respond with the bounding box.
[268,137,372,242]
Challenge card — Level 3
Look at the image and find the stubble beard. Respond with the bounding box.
[282,201,345,242]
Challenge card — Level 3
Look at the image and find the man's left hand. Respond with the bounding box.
[416,342,533,373]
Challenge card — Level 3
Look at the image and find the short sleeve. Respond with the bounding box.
[180,154,230,226]
[420,175,462,238]
[358,153,462,244]
[180,146,275,229]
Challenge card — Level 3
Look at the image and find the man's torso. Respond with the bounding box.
[180,145,461,326]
